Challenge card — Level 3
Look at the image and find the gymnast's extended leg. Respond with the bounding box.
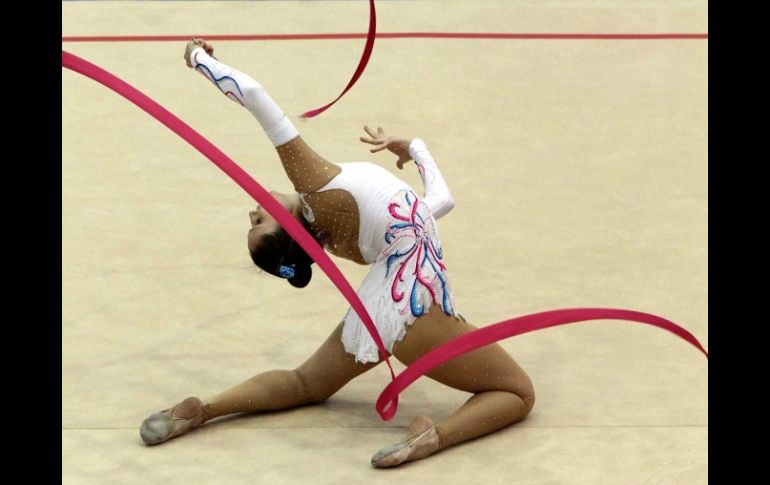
[140,321,379,444]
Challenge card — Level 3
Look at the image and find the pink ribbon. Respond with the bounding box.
[300,0,376,118]
[61,50,399,408]
[377,308,707,419]
[62,50,707,422]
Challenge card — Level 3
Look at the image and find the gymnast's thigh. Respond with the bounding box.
[391,306,534,398]
[294,320,380,400]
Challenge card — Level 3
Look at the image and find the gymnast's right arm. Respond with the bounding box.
[183,39,340,194]
[184,40,297,148]
[360,127,455,219]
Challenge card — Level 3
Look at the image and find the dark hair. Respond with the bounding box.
[249,217,315,288]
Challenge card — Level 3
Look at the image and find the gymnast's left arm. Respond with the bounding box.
[360,126,455,219]
[408,138,455,219]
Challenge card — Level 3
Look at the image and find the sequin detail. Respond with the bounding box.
[276,137,340,194]
[383,191,453,317]
[304,189,366,264]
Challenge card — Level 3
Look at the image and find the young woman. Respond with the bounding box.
[140,39,535,468]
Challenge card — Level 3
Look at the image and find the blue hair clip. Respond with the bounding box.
[278,265,295,279]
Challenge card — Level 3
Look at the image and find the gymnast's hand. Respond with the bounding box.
[184,38,215,68]
[360,126,413,169]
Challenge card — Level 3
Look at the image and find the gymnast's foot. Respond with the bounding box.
[140,396,207,445]
[371,415,441,468]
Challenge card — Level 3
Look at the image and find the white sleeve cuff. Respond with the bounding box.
[190,46,208,67]
[408,138,429,160]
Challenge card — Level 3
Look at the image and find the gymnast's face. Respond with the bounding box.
[247,191,295,252]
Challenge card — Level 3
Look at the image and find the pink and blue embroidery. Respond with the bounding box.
[194,52,244,106]
[384,191,453,317]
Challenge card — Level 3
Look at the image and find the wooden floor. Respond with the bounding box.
[62,1,708,484]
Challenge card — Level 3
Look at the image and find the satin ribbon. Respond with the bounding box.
[62,50,707,422]
[377,308,707,419]
[300,0,376,117]
[61,50,400,411]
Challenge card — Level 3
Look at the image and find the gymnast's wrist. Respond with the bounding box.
[189,47,208,67]
[409,138,435,167]
[408,138,428,161]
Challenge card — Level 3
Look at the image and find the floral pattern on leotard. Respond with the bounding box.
[383,191,453,317]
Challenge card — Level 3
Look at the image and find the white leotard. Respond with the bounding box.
[190,47,458,363]
[311,141,459,363]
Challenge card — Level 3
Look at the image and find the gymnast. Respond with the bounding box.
[140,38,535,468]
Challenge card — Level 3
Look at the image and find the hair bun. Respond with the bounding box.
[288,262,312,288]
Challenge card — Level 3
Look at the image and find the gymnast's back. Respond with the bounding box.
[286,138,453,265]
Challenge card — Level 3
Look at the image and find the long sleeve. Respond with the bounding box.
[409,139,455,219]
[191,47,340,194]
[190,47,297,147]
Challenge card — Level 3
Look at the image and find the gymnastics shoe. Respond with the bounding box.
[140,396,205,445]
[371,415,440,467]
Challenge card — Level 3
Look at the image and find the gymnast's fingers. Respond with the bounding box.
[370,145,388,153]
[360,136,383,145]
[364,125,380,139]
